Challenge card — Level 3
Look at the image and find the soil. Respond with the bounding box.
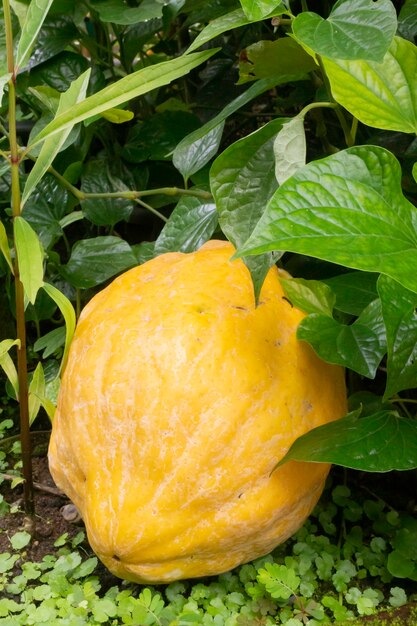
[0,454,79,561]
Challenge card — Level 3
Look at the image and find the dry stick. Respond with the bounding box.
[1,473,65,497]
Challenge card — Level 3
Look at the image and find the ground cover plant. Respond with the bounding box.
[1,0,417,623]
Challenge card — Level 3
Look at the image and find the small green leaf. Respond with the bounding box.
[297,299,386,378]
[280,277,335,316]
[0,220,14,274]
[378,275,417,398]
[91,0,163,24]
[0,73,11,106]
[276,410,417,472]
[42,282,76,374]
[173,122,224,183]
[257,563,300,600]
[173,78,285,181]
[13,216,44,305]
[239,0,284,21]
[323,37,417,134]
[27,49,218,150]
[80,158,134,227]
[154,195,217,255]
[387,551,416,578]
[186,5,287,54]
[34,326,65,359]
[59,236,137,289]
[0,339,20,399]
[237,146,417,295]
[389,587,408,607]
[28,362,45,425]
[10,531,31,550]
[22,69,91,206]
[292,0,397,62]
[274,116,306,185]
[100,107,134,124]
[15,0,54,71]
[238,38,316,84]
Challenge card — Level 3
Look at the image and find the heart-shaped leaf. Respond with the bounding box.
[276,410,417,472]
[237,146,417,295]
[293,0,397,62]
[297,299,386,378]
[322,37,417,134]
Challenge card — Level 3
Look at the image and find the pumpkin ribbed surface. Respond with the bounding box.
[48,240,347,583]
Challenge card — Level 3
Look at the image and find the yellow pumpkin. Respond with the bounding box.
[48,240,347,584]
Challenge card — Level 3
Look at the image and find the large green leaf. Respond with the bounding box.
[323,37,417,134]
[276,411,417,472]
[239,0,284,20]
[22,69,91,206]
[292,0,397,62]
[186,6,286,54]
[297,299,386,378]
[15,0,54,71]
[210,118,287,299]
[237,146,417,294]
[154,194,217,255]
[378,275,417,398]
[13,216,44,304]
[238,38,317,84]
[59,236,137,289]
[27,49,218,151]
[25,15,80,70]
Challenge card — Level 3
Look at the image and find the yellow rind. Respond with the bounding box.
[49,240,347,583]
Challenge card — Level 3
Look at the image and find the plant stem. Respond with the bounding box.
[134,199,168,223]
[3,0,34,520]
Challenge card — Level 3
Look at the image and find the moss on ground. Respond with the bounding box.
[335,602,417,626]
